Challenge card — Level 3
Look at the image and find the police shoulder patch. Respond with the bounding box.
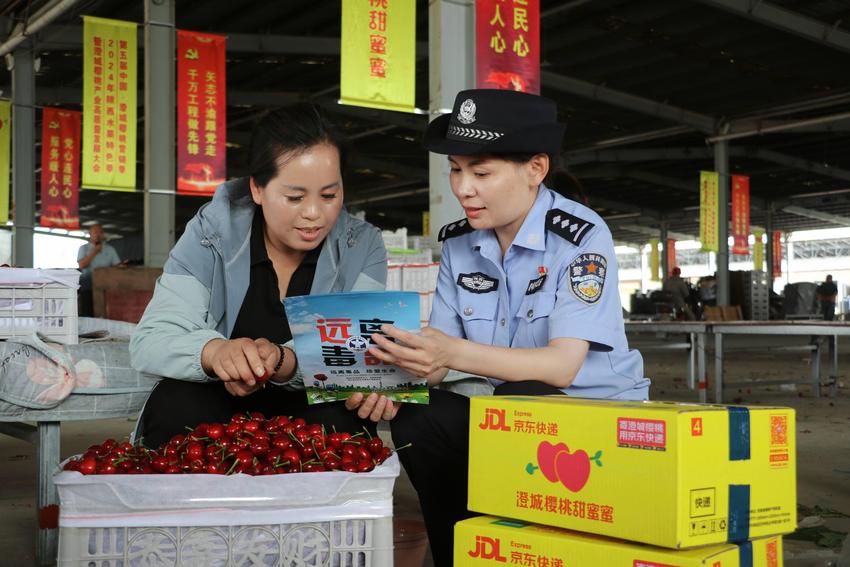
[569,253,607,305]
[438,218,475,242]
[457,272,499,294]
[545,209,595,246]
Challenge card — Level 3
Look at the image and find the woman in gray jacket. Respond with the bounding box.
[130,105,388,448]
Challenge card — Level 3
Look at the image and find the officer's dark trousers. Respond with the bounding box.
[390,381,564,567]
[138,379,376,449]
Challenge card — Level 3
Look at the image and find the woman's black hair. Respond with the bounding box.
[249,104,347,188]
[496,154,588,204]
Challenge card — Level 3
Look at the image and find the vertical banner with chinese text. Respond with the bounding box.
[82,16,137,192]
[340,0,416,113]
[666,239,677,278]
[753,229,765,271]
[40,108,81,229]
[0,101,9,224]
[772,231,782,277]
[177,31,226,196]
[649,239,660,282]
[699,171,719,253]
[731,174,750,256]
[476,0,540,93]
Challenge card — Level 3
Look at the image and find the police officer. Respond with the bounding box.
[346,89,650,566]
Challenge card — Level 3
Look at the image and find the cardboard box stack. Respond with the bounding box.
[456,396,796,566]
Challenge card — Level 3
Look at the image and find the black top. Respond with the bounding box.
[230,208,322,343]
[819,281,838,297]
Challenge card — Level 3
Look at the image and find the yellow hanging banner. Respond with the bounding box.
[0,101,9,224]
[699,171,719,252]
[82,16,137,192]
[340,0,416,113]
[753,229,765,271]
[649,238,660,282]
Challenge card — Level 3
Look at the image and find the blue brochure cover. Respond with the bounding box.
[283,291,429,405]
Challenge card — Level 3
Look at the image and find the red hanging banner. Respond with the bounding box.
[177,30,226,196]
[731,175,750,256]
[666,239,677,277]
[476,0,540,94]
[40,108,81,229]
[771,231,782,277]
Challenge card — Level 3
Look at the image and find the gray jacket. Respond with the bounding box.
[130,177,387,385]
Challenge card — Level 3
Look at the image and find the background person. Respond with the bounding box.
[76,223,123,316]
[817,274,838,321]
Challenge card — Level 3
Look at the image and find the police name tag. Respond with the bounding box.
[526,274,547,295]
[570,253,607,304]
[457,272,499,294]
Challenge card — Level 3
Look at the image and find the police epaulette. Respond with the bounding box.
[438,218,475,242]
[545,208,595,246]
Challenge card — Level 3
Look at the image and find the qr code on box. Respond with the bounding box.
[770,415,788,446]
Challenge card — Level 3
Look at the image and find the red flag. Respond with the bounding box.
[666,239,677,278]
[731,175,750,256]
[771,231,782,277]
[177,30,226,196]
[476,0,540,94]
[40,108,81,229]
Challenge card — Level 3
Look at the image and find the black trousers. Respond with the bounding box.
[390,380,563,567]
[821,300,836,321]
[138,379,377,449]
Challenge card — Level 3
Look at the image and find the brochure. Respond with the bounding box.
[283,291,429,405]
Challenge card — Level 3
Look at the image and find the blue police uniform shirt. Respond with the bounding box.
[429,185,650,400]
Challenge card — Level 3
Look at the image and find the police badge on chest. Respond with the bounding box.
[457,272,499,294]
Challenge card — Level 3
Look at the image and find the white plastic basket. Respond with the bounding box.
[55,455,400,566]
[58,518,393,567]
[0,284,78,344]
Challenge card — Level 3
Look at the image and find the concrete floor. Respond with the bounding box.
[0,335,848,566]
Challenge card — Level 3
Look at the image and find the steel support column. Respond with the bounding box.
[12,45,35,268]
[428,0,474,241]
[144,0,176,267]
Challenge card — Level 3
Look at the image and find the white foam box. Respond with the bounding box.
[54,455,400,567]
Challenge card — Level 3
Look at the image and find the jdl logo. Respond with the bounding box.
[468,536,507,562]
[479,408,511,431]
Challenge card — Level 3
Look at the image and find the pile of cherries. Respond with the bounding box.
[62,412,397,476]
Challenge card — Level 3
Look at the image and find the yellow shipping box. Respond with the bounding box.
[468,397,795,549]
[455,516,783,566]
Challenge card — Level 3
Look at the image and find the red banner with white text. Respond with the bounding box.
[40,108,81,229]
[666,239,677,278]
[731,175,750,256]
[177,30,226,196]
[772,231,782,277]
[476,0,540,93]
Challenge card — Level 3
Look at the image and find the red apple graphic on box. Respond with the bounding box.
[528,440,602,493]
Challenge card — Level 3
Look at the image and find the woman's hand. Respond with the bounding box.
[345,392,400,422]
[201,338,275,388]
[366,325,456,377]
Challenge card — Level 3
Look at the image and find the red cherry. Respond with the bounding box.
[78,456,97,475]
[207,423,225,440]
[366,438,384,454]
[63,459,80,472]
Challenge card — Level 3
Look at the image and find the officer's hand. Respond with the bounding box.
[345,392,400,422]
[201,338,271,386]
[367,325,454,377]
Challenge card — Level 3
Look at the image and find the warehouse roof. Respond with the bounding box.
[1,0,849,244]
